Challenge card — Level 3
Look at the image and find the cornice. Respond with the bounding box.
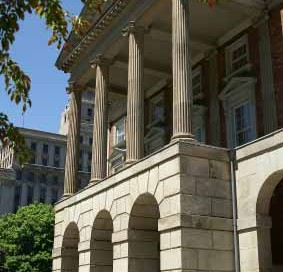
[56,0,131,73]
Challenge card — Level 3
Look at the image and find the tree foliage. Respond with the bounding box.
[0,0,216,163]
[0,203,54,272]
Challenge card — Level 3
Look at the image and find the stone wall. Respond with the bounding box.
[52,140,233,272]
[236,129,283,272]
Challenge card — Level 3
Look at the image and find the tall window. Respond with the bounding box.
[39,174,47,185]
[87,108,93,117]
[16,170,22,180]
[149,93,165,123]
[27,185,34,204]
[30,142,37,164]
[226,36,249,76]
[39,187,47,203]
[42,144,49,166]
[115,119,125,145]
[234,102,253,146]
[27,172,35,182]
[53,146,61,167]
[51,188,58,204]
[14,185,22,212]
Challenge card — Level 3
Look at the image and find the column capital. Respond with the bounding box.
[122,21,145,37]
[90,54,113,69]
[66,81,83,94]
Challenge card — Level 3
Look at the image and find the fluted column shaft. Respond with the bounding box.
[64,84,82,196]
[172,0,194,140]
[90,55,111,183]
[124,22,144,164]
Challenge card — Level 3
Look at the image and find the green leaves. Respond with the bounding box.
[0,204,55,272]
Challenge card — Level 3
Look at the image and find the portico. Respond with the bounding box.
[52,0,283,272]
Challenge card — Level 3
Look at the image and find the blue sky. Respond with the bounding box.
[0,1,83,133]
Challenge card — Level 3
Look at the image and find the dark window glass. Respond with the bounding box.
[55,146,61,155]
[87,108,93,117]
[27,172,34,182]
[39,187,46,203]
[27,186,34,204]
[13,185,21,212]
[53,176,58,185]
[80,136,83,144]
[16,170,22,180]
[43,144,49,153]
[39,174,47,184]
[53,159,60,168]
[51,188,58,204]
[31,142,37,152]
[89,137,93,146]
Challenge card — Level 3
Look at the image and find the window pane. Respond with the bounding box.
[234,103,252,146]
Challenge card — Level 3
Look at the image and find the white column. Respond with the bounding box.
[90,55,111,183]
[172,0,194,140]
[63,83,82,196]
[123,21,145,164]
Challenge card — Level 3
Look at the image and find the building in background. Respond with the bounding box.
[0,89,95,216]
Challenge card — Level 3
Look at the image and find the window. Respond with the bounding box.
[192,105,207,143]
[149,93,165,123]
[27,172,35,182]
[43,144,49,153]
[14,185,21,212]
[27,185,34,204]
[226,36,249,76]
[52,176,58,186]
[87,108,93,117]
[80,136,84,144]
[53,158,60,168]
[30,142,37,164]
[55,146,61,156]
[89,137,93,146]
[219,77,257,148]
[51,188,58,204]
[192,66,203,99]
[39,187,46,203]
[39,174,47,184]
[31,142,37,152]
[115,119,125,145]
[16,170,22,180]
[234,102,253,146]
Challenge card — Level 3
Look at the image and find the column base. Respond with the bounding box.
[125,159,140,166]
[171,133,195,142]
[61,193,73,200]
[89,178,103,185]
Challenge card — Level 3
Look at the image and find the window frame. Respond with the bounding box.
[225,35,250,77]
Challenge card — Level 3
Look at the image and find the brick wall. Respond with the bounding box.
[269,4,283,128]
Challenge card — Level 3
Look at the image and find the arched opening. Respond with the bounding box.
[270,178,283,271]
[61,222,79,272]
[90,210,113,272]
[256,171,283,272]
[129,193,160,272]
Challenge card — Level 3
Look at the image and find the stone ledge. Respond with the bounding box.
[236,128,283,162]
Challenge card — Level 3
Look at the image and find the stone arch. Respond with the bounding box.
[90,210,113,272]
[256,170,283,272]
[61,222,80,272]
[128,193,160,272]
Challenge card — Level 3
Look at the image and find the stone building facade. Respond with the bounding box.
[53,1,283,272]
[0,90,95,216]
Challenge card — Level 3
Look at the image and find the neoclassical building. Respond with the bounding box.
[0,90,95,216]
[53,1,283,272]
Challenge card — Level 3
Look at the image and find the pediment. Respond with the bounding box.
[219,77,257,100]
